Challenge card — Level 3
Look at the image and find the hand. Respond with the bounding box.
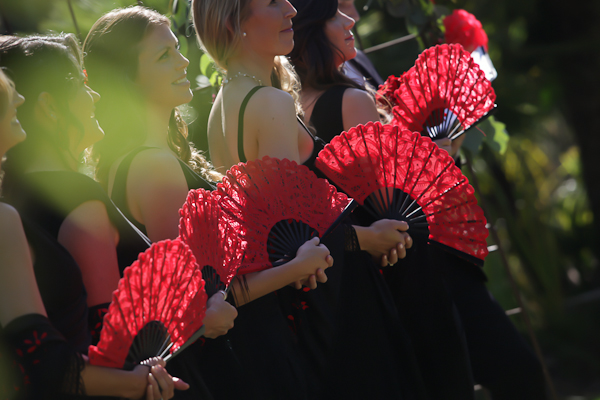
[290,237,333,289]
[203,292,238,339]
[361,219,412,266]
[137,357,189,400]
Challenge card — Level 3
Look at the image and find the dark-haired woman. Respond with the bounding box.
[289,1,487,399]
[0,64,187,399]
[0,33,155,350]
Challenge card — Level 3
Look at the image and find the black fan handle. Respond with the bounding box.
[320,199,359,240]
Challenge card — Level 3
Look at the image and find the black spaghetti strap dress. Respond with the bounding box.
[109,147,222,400]
[311,85,476,399]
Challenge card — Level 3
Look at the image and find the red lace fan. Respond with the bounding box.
[88,239,207,369]
[217,156,350,274]
[380,43,496,140]
[315,121,488,265]
[179,188,245,298]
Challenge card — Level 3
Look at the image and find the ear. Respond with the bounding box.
[34,92,60,126]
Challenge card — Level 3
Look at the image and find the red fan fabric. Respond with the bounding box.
[217,156,350,274]
[443,9,488,52]
[179,188,245,288]
[315,121,489,262]
[381,44,496,137]
[88,239,207,368]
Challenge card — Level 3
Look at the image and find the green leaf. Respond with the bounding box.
[209,70,222,87]
[200,53,214,77]
[484,116,510,154]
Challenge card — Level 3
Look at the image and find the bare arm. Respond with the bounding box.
[341,88,381,132]
[58,200,121,307]
[250,89,301,163]
[128,149,190,242]
[230,237,333,307]
[0,203,46,327]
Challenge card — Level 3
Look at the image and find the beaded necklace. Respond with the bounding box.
[222,72,264,86]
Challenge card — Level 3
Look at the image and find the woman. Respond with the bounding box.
[0,67,186,399]
[84,6,331,400]
[0,33,152,348]
[194,0,419,399]
[289,2,486,399]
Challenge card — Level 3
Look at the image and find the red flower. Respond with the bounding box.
[443,9,488,52]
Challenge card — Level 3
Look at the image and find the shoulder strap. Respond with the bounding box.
[237,86,265,163]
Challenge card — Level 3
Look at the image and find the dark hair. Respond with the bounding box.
[84,6,219,187]
[288,0,361,91]
[0,34,85,177]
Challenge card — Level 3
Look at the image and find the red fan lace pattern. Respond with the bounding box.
[88,239,207,369]
[179,188,245,297]
[315,121,489,263]
[217,156,350,274]
[381,44,496,140]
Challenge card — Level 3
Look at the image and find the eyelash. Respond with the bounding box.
[159,50,169,60]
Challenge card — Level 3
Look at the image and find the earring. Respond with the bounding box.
[243,32,247,37]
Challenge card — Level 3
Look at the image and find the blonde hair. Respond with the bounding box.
[193,0,303,115]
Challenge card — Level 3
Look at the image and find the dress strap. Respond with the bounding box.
[238,86,265,163]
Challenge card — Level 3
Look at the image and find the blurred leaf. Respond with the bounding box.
[177,34,188,58]
[200,53,214,77]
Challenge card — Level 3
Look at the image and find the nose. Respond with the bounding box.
[14,91,25,108]
[177,51,190,70]
[284,1,297,19]
[86,85,101,103]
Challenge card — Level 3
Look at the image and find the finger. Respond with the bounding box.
[173,377,190,391]
[381,254,388,267]
[308,274,317,290]
[388,248,398,265]
[394,220,409,232]
[405,234,413,249]
[316,268,328,283]
[326,254,334,268]
[310,236,320,245]
[294,280,302,290]
[147,384,154,400]
[397,242,406,259]
[148,374,161,400]
[152,365,173,399]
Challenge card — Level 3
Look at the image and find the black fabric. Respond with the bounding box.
[347,49,385,89]
[299,86,426,399]
[309,85,348,144]
[111,146,216,237]
[1,313,85,399]
[441,252,547,400]
[11,171,150,277]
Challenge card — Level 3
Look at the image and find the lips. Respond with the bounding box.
[345,34,354,41]
[172,75,188,85]
[281,25,293,33]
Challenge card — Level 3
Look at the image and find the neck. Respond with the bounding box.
[227,52,276,87]
[25,140,79,173]
[142,104,173,149]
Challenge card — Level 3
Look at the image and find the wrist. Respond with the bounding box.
[353,225,373,254]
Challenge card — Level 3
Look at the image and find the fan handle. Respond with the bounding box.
[162,325,206,363]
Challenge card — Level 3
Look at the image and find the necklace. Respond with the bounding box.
[222,72,264,86]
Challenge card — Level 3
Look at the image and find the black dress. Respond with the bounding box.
[109,147,220,400]
[6,171,151,350]
[172,87,317,400]
[311,85,478,399]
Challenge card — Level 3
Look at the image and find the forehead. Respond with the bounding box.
[138,23,176,54]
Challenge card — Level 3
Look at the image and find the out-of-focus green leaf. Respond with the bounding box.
[177,34,188,58]
[200,53,214,77]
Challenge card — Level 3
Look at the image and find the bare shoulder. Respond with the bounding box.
[341,88,379,130]
[247,87,296,121]
[129,148,184,183]
[0,202,22,231]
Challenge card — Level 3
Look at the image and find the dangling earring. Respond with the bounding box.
[242,32,247,37]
